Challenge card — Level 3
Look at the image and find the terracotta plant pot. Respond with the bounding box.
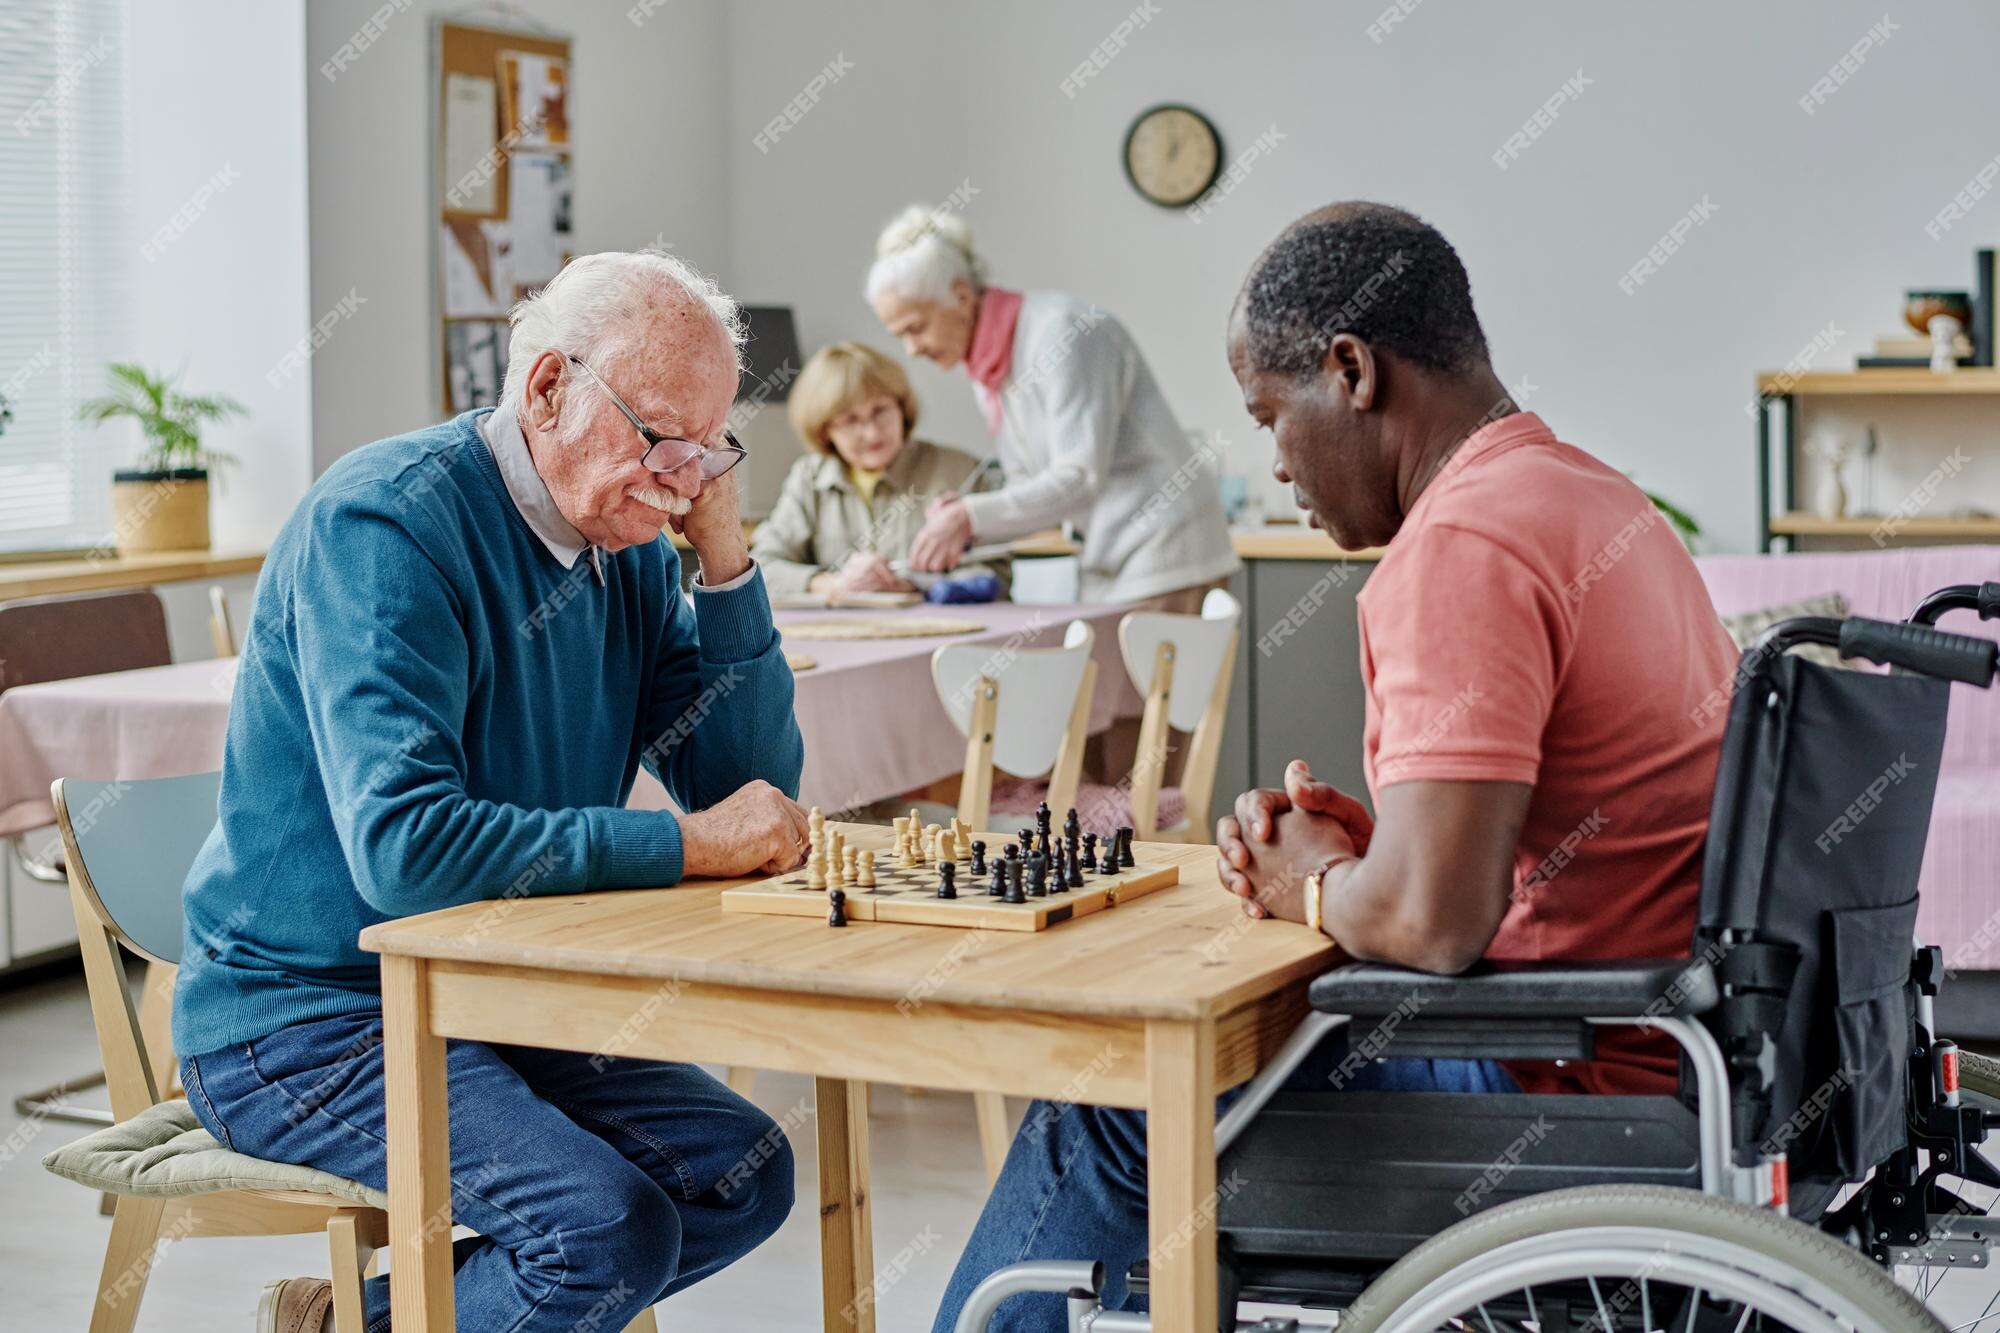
[111,469,210,552]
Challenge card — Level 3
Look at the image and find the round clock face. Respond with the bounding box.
[1123,105,1221,209]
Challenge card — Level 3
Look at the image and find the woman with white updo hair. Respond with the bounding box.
[867,204,1237,609]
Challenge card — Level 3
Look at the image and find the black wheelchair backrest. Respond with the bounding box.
[1695,614,1996,1187]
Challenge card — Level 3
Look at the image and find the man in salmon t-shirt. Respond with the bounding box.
[1212,202,1737,1099]
[930,202,1739,1330]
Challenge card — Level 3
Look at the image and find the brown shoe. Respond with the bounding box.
[257,1277,333,1333]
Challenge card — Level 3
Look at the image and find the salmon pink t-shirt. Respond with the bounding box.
[1356,412,1739,1095]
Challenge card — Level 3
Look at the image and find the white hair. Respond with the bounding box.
[503,249,745,408]
[864,204,984,307]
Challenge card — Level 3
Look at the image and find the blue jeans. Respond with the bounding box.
[931,1054,1519,1333]
[183,1011,794,1333]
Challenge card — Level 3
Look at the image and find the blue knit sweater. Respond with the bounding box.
[174,412,802,1055]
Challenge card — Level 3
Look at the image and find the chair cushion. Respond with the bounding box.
[1717,591,1852,670]
[41,1098,386,1208]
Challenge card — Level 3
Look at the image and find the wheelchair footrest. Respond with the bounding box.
[1215,1091,1701,1271]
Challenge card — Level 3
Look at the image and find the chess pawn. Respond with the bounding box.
[970,840,988,877]
[858,850,876,888]
[937,861,957,900]
[807,850,826,891]
[1003,857,1026,905]
[989,860,1007,897]
[1081,832,1099,866]
[828,888,848,927]
[843,845,859,886]
[898,831,917,869]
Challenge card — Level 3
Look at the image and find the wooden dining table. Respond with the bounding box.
[358,825,1336,1332]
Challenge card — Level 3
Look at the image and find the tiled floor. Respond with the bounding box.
[7,966,1999,1331]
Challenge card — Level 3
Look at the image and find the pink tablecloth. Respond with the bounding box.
[0,657,238,838]
[777,601,1140,812]
[0,602,1141,834]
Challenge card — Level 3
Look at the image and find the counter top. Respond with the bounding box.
[0,547,267,603]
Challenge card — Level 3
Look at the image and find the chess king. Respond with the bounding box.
[930,203,1739,1330]
[173,250,813,1331]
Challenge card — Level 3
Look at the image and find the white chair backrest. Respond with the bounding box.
[932,620,1095,779]
[1118,588,1241,731]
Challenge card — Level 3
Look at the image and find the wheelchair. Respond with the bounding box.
[956,581,2000,1332]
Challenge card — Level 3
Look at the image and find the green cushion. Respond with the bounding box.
[40,1098,386,1209]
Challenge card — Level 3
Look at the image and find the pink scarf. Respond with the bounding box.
[964,286,1023,435]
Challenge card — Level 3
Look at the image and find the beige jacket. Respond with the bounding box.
[749,438,1011,597]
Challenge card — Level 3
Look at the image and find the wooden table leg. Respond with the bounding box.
[1145,1019,1217,1333]
[383,954,454,1331]
[814,1076,875,1333]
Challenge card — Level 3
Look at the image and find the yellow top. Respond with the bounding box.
[847,465,887,504]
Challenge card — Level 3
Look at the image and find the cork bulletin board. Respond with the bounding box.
[435,18,573,414]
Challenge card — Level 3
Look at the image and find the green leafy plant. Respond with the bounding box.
[1643,488,1702,549]
[78,363,243,474]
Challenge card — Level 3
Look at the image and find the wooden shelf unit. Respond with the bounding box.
[1767,513,2000,540]
[1753,370,2000,553]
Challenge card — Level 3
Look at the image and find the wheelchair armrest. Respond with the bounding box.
[1307,957,1718,1022]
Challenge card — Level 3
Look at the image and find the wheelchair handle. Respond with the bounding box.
[1910,581,2000,627]
[1839,616,1998,688]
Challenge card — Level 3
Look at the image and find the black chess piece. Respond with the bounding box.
[1117,826,1135,868]
[1049,843,1068,893]
[970,840,987,876]
[1017,828,1035,855]
[1081,832,1099,866]
[989,861,1007,896]
[937,862,957,899]
[1064,807,1081,841]
[827,889,848,927]
[1036,801,1052,837]
[1027,851,1048,897]
[1005,841,1022,861]
[1004,857,1026,904]
[1065,847,1086,890]
[1099,844,1119,875]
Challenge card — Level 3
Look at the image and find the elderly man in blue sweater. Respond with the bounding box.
[174,251,810,1333]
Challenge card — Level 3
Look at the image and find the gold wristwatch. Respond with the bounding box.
[1303,857,1350,935]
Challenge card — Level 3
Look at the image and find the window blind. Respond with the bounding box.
[0,0,127,556]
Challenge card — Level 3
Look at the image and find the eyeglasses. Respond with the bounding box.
[564,354,747,480]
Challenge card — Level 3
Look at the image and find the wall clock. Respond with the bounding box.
[1122,104,1222,209]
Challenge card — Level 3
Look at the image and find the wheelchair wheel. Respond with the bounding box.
[1339,1185,1941,1332]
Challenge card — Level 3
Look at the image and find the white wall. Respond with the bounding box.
[124,0,312,555]
[725,0,2000,552]
[305,0,734,474]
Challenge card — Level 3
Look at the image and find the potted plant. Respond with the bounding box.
[79,363,243,553]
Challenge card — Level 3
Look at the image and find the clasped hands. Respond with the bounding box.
[1216,760,1373,928]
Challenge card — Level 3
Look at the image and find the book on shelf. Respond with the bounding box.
[1976,248,1997,367]
[1872,334,1972,358]
[1856,355,1976,368]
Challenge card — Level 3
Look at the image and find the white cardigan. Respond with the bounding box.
[958,290,1239,603]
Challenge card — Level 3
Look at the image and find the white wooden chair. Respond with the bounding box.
[41,773,658,1333]
[1115,587,1242,842]
[930,620,1099,1182]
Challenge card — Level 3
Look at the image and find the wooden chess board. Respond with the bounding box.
[719,826,1178,932]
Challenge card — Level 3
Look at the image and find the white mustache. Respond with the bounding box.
[629,484,692,516]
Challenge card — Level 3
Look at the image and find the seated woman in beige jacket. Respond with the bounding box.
[751,341,1008,598]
